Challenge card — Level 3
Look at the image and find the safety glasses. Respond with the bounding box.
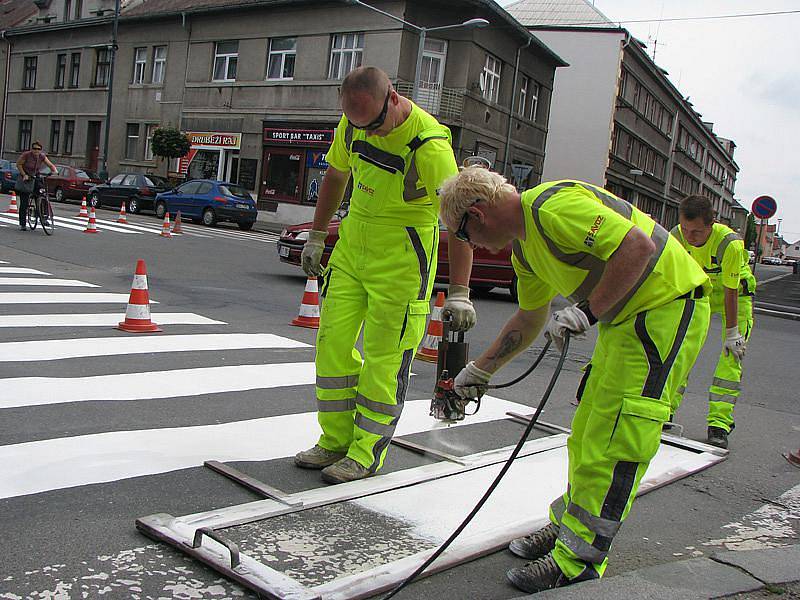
[351,88,392,131]
[454,211,472,243]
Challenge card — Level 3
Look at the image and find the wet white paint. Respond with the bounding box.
[0,397,529,499]
[0,212,86,232]
[0,333,309,362]
[0,277,98,287]
[0,312,225,327]
[0,267,51,275]
[0,361,316,408]
[0,292,145,304]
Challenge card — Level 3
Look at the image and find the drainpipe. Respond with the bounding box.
[1,31,11,158]
[502,35,532,177]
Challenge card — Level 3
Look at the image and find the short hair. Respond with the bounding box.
[31,140,43,149]
[439,166,516,229]
[679,194,715,225]
[340,66,390,102]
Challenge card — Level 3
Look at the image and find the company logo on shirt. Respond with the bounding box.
[584,215,605,248]
[357,181,375,196]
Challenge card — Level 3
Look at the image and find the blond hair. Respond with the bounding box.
[439,166,516,229]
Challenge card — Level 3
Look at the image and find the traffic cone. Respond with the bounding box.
[172,211,183,235]
[291,277,320,328]
[117,201,128,223]
[83,207,99,234]
[160,212,171,238]
[416,291,445,362]
[77,196,89,217]
[785,448,800,468]
[6,191,18,214]
[117,259,161,333]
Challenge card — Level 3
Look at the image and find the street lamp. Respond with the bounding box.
[349,0,488,102]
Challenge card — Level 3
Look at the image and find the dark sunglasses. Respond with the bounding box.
[32,146,42,151]
[454,211,472,243]
[352,88,391,131]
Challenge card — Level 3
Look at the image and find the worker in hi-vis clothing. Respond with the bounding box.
[294,67,475,484]
[670,194,755,449]
[438,168,710,594]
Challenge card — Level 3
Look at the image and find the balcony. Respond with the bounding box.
[395,80,465,122]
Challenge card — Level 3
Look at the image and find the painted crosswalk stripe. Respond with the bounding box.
[0,213,86,232]
[0,362,315,408]
[0,267,51,275]
[0,292,146,304]
[0,278,99,287]
[0,333,310,362]
[0,397,526,500]
[55,216,140,234]
[0,312,225,327]
[90,216,210,238]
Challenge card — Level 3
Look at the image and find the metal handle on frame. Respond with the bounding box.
[186,527,241,569]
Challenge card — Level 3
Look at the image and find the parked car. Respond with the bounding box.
[0,159,20,193]
[747,250,756,265]
[154,179,257,230]
[46,165,104,203]
[277,220,517,300]
[88,173,171,214]
[761,256,782,265]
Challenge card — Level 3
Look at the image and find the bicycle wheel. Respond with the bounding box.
[40,197,54,235]
[26,196,38,231]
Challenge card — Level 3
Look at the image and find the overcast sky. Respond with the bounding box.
[501,1,800,241]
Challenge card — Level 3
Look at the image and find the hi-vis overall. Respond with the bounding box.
[512,181,710,580]
[670,223,756,432]
[315,108,457,472]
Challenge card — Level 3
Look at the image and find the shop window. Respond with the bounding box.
[188,149,222,180]
[213,41,238,82]
[328,33,364,80]
[267,37,296,80]
[263,149,302,201]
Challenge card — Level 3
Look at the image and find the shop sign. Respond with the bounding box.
[307,151,329,169]
[187,132,241,149]
[264,128,334,145]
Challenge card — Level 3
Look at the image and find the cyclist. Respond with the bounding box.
[16,140,56,231]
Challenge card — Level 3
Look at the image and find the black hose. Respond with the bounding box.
[382,333,571,599]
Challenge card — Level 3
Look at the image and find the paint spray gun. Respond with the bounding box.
[429,317,481,422]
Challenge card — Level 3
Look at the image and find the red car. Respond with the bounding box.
[47,165,104,204]
[277,220,517,300]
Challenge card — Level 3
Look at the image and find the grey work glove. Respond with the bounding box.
[301,229,328,277]
[545,304,592,351]
[454,361,492,400]
[443,284,477,331]
[723,326,746,362]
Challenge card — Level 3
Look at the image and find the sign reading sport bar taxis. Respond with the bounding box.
[263,128,334,146]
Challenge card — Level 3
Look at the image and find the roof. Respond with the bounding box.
[123,0,275,17]
[0,0,37,29]
[505,0,617,28]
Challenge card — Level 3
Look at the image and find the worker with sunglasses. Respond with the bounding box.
[294,66,474,484]
[438,167,710,593]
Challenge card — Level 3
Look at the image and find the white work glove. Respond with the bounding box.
[301,230,328,277]
[453,361,492,400]
[723,326,746,362]
[545,304,592,351]
[443,284,477,331]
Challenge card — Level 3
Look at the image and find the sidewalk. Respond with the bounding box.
[513,544,800,600]
[754,273,800,321]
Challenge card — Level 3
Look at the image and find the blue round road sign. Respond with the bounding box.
[752,195,777,220]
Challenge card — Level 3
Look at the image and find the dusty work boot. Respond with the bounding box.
[294,445,346,469]
[321,457,373,484]
[707,426,729,449]
[508,522,559,559]
[507,554,598,593]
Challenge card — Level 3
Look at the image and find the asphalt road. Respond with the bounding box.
[0,200,797,599]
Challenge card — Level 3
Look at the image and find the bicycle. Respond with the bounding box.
[25,175,54,235]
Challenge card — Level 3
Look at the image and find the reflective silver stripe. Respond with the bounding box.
[550,496,567,522]
[712,377,740,391]
[356,393,403,417]
[558,526,608,564]
[351,140,405,174]
[709,392,737,404]
[567,502,622,538]
[715,232,741,263]
[580,183,632,220]
[355,412,397,437]
[317,398,356,412]
[344,124,353,149]
[512,239,534,273]
[670,225,681,240]
[316,375,359,390]
[403,156,427,201]
[406,227,430,300]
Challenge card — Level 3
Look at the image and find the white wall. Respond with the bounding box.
[785,241,800,260]
[534,30,625,186]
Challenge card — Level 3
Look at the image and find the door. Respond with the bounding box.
[119,174,139,207]
[418,39,447,114]
[103,173,126,206]
[260,147,303,203]
[223,151,240,183]
[86,121,101,172]
[173,181,200,217]
[193,182,214,218]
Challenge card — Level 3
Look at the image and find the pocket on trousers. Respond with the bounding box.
[399,299,430,349]
[607,395,670,462]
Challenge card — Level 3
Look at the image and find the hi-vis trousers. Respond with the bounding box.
[549,294,709,580]
[315,216,436,472]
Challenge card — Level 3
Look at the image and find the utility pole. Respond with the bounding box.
[100,0,120,180]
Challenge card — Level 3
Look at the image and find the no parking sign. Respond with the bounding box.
[751,195,777,220]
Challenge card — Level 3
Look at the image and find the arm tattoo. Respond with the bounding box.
[487,329,523,363]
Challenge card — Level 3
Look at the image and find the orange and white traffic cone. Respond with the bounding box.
[6,191,18,214]
[117,259,161,333]
[171,211,183,235]
[83,207,100,234]
[160,212,172,238]
[291,277,320,328]
[77,196,89,217]
[416,291,445,362]
[117,201,128,224]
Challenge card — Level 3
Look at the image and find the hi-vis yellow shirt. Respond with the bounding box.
[325,102,457,227]
[513,181,710,324]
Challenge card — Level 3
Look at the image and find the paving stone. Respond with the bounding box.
[712,545,800,585]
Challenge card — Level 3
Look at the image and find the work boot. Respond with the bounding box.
[707,426,729,449]
[508,522,559,559]
[507,554,598,594]
[321,457,373,484]
[662,414,676,431]
[294,444,346,469]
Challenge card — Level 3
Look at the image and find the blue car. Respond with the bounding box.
[154,179,258,230]
[0,159,20,193]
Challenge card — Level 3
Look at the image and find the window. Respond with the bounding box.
[55,54,66,88]
[481,54,501,103]
[177,181,201,194]
[529,81,540,122]
[125,123,139,159]
[69,52,81,87]
[23,57,37,89]
[18,120,32,151]
[50,120,61,154]
[152,46,167,84]
[123,174,139,186]
[267,37,296,80]
[517,76,528,116]
[94,48,111,86]
[677,126,703,164]
[64,0,71,21]
[132,48,147,84]
[213,41,238,82]
[63,120,74,154]
[109,174,125,185]
[328,33,364,80]
[74,0,82,19]
[144,124,156,161]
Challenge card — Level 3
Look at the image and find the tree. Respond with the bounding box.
[744,213,757,250]
[151,127,190,161]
